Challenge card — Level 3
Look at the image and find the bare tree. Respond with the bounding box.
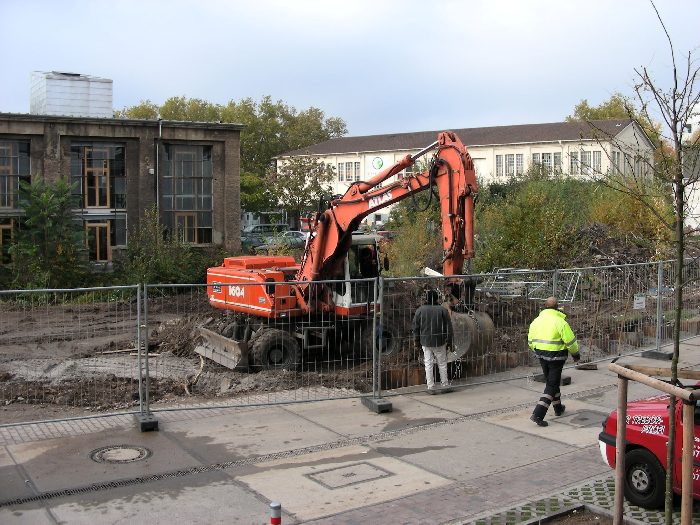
[582,2,699,521]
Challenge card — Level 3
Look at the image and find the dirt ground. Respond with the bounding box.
[1,269,687,424]
[547,509,613,524]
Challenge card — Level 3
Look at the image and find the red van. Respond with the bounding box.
[598,391,700,508]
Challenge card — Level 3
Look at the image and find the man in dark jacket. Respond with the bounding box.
[413,289,453,391]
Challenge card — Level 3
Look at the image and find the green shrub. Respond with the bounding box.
[115,207,224,284]
[8,178,90,289]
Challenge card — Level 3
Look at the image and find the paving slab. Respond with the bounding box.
[408,381,537,416]
[283,396,462,437]
[6,428,202,493]
[236,444,451,522]
[368,418,575,482]
[5,470,274,525]
[483,400,609,448]
[0,507,53,524]
[162,405,342,463]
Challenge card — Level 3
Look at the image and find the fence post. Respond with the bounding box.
[361,276,392,413]
[552,269,559,298]
[655,261,663,352]
[137,283,143,414]
[136,284,158,431]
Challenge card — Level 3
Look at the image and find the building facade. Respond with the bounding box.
[0,114,243,264]
[278,119,655,227]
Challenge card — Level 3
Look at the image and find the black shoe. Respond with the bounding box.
[530,414,548,427]
[554,404,566,416]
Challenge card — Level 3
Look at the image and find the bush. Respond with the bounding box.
[115,207,225,284]
[475,176,590,271]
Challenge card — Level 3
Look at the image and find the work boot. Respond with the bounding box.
[530,414,548,427]
[554,404,566,416]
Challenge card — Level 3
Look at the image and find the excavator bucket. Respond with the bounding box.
[194,326,249,371]
[448,310,495,363]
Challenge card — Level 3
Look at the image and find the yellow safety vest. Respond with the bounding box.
[528,308,579,360]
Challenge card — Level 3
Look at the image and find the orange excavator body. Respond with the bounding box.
[206,131,477,318]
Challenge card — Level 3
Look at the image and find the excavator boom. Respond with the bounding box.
[297,131,478,289]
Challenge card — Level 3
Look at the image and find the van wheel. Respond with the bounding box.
[624,448,665,509]
[250,328,299,370]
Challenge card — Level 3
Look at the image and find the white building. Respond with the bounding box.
[30,71,113,118]
[278,119,654,227]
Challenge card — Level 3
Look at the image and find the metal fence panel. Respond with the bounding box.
[142,280,377,409]
[0,286,140,417]
[379,261,700,394]
[3,259,700,424]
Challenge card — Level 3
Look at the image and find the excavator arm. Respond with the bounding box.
[297,131,478,291]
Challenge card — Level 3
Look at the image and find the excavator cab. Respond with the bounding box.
[331,234,381,313]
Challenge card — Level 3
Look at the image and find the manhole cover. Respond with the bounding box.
[305,462,393,489]
[89,445,152,464]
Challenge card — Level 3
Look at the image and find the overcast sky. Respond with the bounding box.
[1,0,698,136]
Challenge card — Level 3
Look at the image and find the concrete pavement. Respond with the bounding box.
[2,341,700,524]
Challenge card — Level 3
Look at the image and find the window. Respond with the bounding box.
[592,151,602,173]
[345,162,355,182]
[0,141,30,208]
[612,151,622,172]
[515,154,523,175]
[505,154,514,176]
[581,151,592,175]
[175,212,197,243]
[495,155,503,176]
[86,222,110,262]
[338,162,345,182]
[354,162,361,181]
[399,162,415,180]
[624,153,632,175]
[542,153,552,172]
[70,143,126,209]
[162,144,213,244]
[532,153,541,166]
[569,151,579,175]
[553,152,562,172]
[0,219,13,264]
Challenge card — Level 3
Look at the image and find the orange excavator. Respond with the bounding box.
[200,131,494,370]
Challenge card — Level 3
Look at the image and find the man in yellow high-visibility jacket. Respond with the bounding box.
[528,296,581,427]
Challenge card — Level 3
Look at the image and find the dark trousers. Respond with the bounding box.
[532,359,565,420]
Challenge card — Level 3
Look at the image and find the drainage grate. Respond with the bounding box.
[90,445,152,464]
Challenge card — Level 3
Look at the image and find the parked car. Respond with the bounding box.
[254,230,308,254]
[598,386,700,508]
[241,223,289,250]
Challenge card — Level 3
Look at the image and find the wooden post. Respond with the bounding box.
[613,375,628,525]
[680,401,694,525]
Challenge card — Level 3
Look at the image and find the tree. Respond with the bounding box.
[267,156,335,228]
[583,4,700,520]
[113,100,159,119]
[240,171,274,214]
[8,178,89,289]
[567,92,663,148]
[116,95,348,176]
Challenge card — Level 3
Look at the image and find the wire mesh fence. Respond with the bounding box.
[1,259,700,425]
[380,261,700,393]
[142,279,377,407]
[0,286,141,415]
